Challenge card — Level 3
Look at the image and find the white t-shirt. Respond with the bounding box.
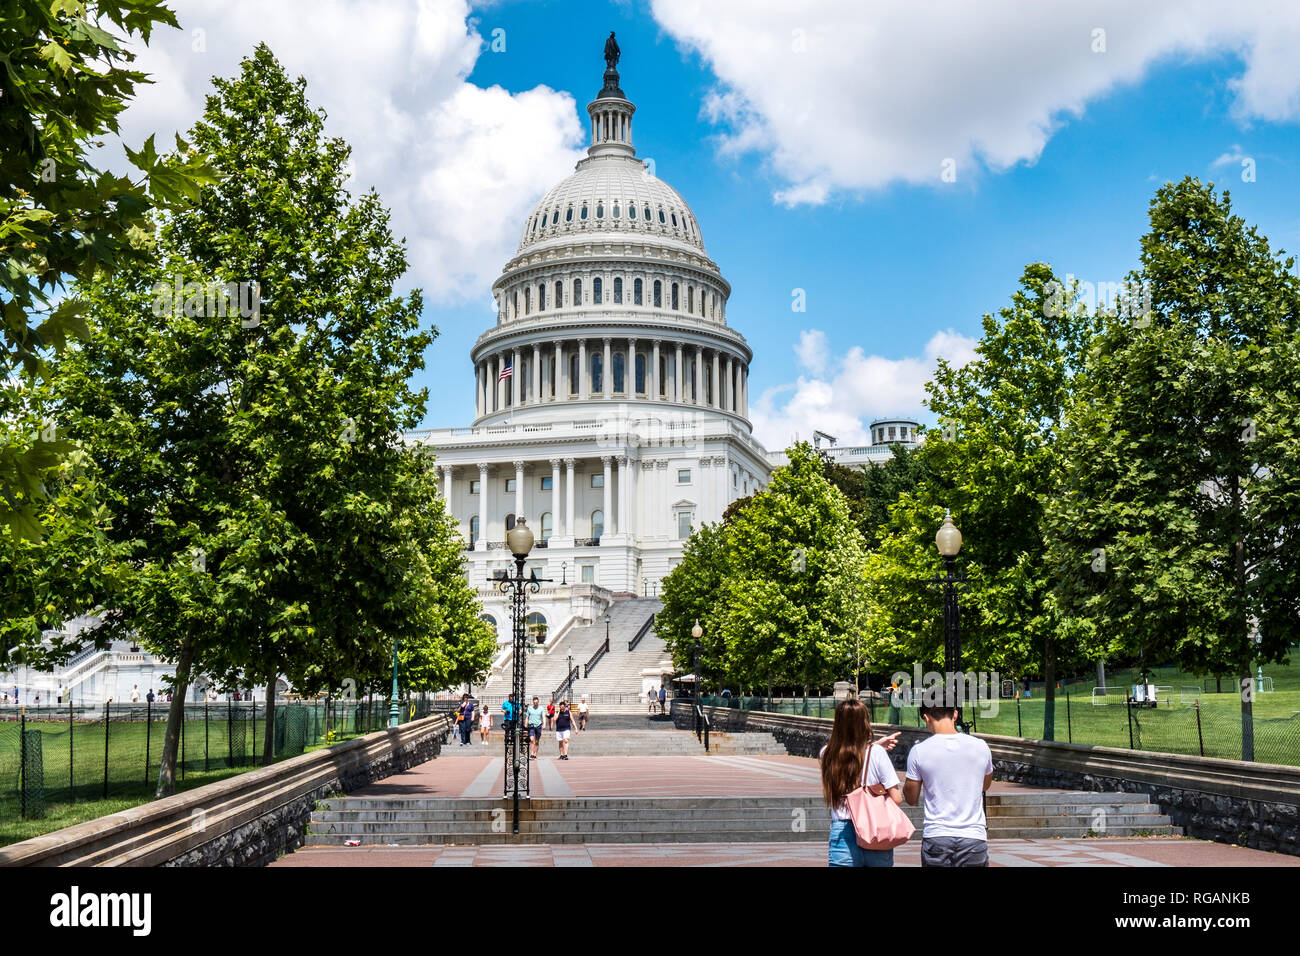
[904,732,993,840]
[819,745,900,821]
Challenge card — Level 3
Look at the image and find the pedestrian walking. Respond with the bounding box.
[457,694,475,746]
[819,698,905,867]
[658,684,666,715]
[527,696,545,759]
[479,704,492,744]
[554,701,573,759]
[546,698,556,730]
[647,689,656,713]
[904,704,994,867]
[577,696,589,731]
[131,684,141,703]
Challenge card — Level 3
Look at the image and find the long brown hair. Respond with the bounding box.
[821,698,873,808]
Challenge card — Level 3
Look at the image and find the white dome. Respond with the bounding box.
[517,155,706,255]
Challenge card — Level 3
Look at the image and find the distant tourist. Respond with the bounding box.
[819,698,904,867]
[554,701,573,759]
[546,697,556,730]
[501,694,515,731]
[131,684,141,703]
[478,704,492,744]
[146,689,155,703]
[903,704,994,867]
[527,696,545,759]
[457,694,475,746]
[577,696,589,731]
[647,689,656,713]
[658,685,666,714]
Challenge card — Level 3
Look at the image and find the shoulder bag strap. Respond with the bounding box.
[860,742,872,790]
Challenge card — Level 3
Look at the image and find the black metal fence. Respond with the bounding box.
[0,695,434,821]
[701,691,1300,767]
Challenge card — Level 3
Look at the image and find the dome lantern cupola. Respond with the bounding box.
[587,31,635,160]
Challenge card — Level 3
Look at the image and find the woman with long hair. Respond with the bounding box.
[820,698,903,867]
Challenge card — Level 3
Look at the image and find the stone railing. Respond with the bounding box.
[0,713,452,867]
[672,702,1300,855]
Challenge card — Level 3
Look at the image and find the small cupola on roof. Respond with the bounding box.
[587,31,636,159]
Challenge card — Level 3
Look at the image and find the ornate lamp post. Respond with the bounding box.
[691,619,703,735]
[388,637,401,729]
[496,516,548,834]
[928,510,969,731]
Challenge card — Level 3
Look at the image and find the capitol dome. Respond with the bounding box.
[470,42,752,432]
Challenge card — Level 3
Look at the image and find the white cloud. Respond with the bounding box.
[649,0,1300,204]
[751,328,978,449]
[112,0,586,302]
[793,329,829,375]
[1211,144,1248,167]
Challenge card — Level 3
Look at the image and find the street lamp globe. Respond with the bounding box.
[691,620,703,639]
[935,510,963,558]
[507,516,535,558]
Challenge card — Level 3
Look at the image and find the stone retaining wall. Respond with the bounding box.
[676,701,1300,855]
[0,713,452,868]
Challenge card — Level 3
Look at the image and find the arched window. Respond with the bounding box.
[644,205,651,221]
[671,283,679,310]
[573,277,582,304]
[634,278,643,305]
[591,509,604,539]
[565,207,573,222]
[671,212,678,228]
[470,515,480,547]
[613,350,625,394]
[524,287,531,315]
[687,287,694,313]
[635,352,646,395]
[613,277,623,304]
[658,209,666,224]
[629,205,636,220]
[551,208,559,225]
[596,202,604,219]
[653,280,662,307]
[613,202,620,219]
[555,281,563,307]
[593,277,603,305]
[580,204,588,220]
[540,512,553,542]
[512,291,518,319]
[506,513,516,531]
[538,283,546,311]
[526,611,547,643]
[590,352,603,394]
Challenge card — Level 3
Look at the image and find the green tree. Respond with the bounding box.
[658,520,729,683]
[1047,178,1300,760]
[864,264,1097,737]
[822,444,929,548]
[714,441,870,694]
[1,0,214,536]
[54,44,471,793]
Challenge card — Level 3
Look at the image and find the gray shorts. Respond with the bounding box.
[920,836,988,867]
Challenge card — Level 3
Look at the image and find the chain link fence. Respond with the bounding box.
[700,689,1300,767]
[0,695,434,823]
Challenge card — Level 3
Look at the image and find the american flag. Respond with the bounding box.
[498,361,513,382]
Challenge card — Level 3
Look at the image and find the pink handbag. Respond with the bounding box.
[846,744,915,850]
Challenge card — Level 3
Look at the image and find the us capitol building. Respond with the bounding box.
[404,40,917,681]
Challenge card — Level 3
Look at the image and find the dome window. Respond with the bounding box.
[653,280,662,308]
[596,203,604,219]
[593,277,603,305]
[552,209,559,225]
[671,212,678,228]
[573,278,582,303]
[633,278,643,305]
[580,205,588,220]
[614,277,623,304]
[555,281,563,307]
[565,207,573,222]
[658,209,666,224]
[644,205,652,221]
[671,283,679,310]
[613,202,620,219]
[629,205,636,220]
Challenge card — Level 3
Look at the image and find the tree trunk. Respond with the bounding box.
[1096,659,1106,693]
[1232,477,1254,763]
[262,670,277,766]
[155,636,195,798]
[1042,634,1056,741]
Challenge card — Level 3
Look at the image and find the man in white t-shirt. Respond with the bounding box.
[903,705,993,867]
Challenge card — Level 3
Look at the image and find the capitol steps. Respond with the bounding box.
[303,791,1180,846]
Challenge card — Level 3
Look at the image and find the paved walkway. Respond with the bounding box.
[267,734,1297,867]
[273,838,1297,867]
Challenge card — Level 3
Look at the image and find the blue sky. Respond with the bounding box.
[118,1,1300,447]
